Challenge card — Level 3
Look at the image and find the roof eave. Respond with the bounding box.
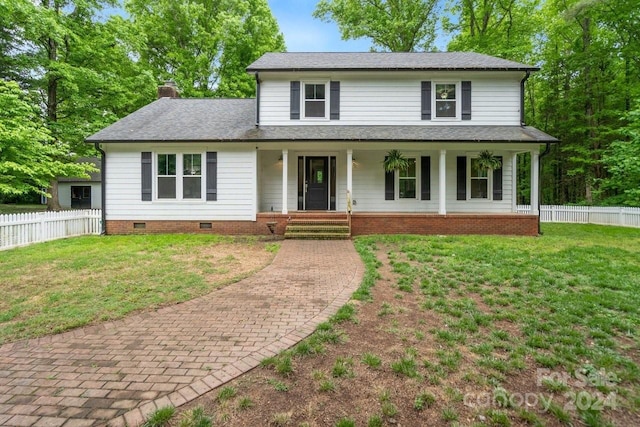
[246,66,540,73]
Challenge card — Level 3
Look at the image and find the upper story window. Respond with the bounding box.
[304,83,327,118]
[434,83,458,119]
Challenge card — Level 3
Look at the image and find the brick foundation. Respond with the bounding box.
[106,212,538,236]
[350,213,539,236]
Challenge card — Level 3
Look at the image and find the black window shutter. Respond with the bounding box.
[420,156,431,200]
[456,156,467,200]
[141,152,152,201]
[493,156,503,200]
[330,81,340,120]
[461,81,472,120]
[206,152,217,201]
[384,157,394,200]
[290,81,300,120]
[421,81,431,120]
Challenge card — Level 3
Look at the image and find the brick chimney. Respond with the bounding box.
[157,81,180,98]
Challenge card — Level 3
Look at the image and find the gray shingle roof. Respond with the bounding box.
[247,52,538,72]
[86,98,556,144]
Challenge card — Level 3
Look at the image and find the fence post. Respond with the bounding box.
[619,207,625,227]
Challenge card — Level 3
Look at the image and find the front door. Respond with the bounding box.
[305,157,328,210]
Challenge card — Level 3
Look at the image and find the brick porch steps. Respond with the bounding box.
[285,216,351,239]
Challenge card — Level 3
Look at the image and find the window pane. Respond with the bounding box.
[471,158,488,177]
[436,100,456,117]
[399,179,416,199]
[305,101,325,117]
[183,154,201,176]
[470,179,488,199]
[436,84,456,100]
[399,158,416,178]
[158,154,176,175]
[183,177,201,199]
[315,84,325,99]
[305,84,315,99]
[158,177,176,198]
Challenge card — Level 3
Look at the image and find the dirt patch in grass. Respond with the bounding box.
[170,236,638,427]
[172,241,275,285]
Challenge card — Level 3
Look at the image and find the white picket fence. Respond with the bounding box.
[0,210,102,251]
[517,205,640,228]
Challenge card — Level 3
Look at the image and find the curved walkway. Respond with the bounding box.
[0,240,364,427]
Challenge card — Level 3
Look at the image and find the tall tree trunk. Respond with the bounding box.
[45,0,61,210]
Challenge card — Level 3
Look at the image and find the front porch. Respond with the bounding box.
[257,146,541,216]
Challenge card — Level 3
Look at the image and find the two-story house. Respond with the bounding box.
[86,52,557,236]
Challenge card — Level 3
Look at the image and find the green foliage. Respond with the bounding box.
[0,80,90,197]
[383,149,409,173]
[601,108,640,205]
[178,406,212,427]
[143,405,175,427]
[125,0,285,98]
[314,0,439,52]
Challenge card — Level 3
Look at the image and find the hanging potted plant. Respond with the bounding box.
[476,150,502,171]
[383,149,409,172]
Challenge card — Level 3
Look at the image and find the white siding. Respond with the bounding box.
[58,183,102,209]
[105,144,256,221]
[259,71,523,126]
[351,151,439,212]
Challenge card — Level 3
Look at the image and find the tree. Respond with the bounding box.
[601,109,640,206]
[445,0,541,62]
[0,80,90,197]
[2,0,155,208]
[313,0,440,52]
[126,0,285,98]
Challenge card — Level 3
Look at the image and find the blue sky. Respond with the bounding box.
[268,0,450,52]
[267,0,372,52]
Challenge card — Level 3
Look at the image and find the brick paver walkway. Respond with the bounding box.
[0,240,363,427]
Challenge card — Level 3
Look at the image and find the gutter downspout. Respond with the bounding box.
[538,142,552,235]
[255,72,260,126]
[520,70,530,126]
[94,142,106,235]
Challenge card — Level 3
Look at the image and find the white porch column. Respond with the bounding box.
[511,152,518,213]
[346,149,353,209]
[439,149,447,215]
[530,149,539,215]
[281,149,288,214]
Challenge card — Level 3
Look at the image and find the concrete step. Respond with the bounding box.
[284,215,351,240]
[284,232,351,240]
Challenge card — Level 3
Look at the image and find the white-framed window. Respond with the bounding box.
[434,82,459,119]
[303,82,327,119]
[157,154,177,199]
[398,158,417,199]
[183,153,202,199]
[156,153,203,200]
[469,157,490,199]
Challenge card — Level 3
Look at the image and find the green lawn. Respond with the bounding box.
[0,234,278,344]
[353,223,640,423]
